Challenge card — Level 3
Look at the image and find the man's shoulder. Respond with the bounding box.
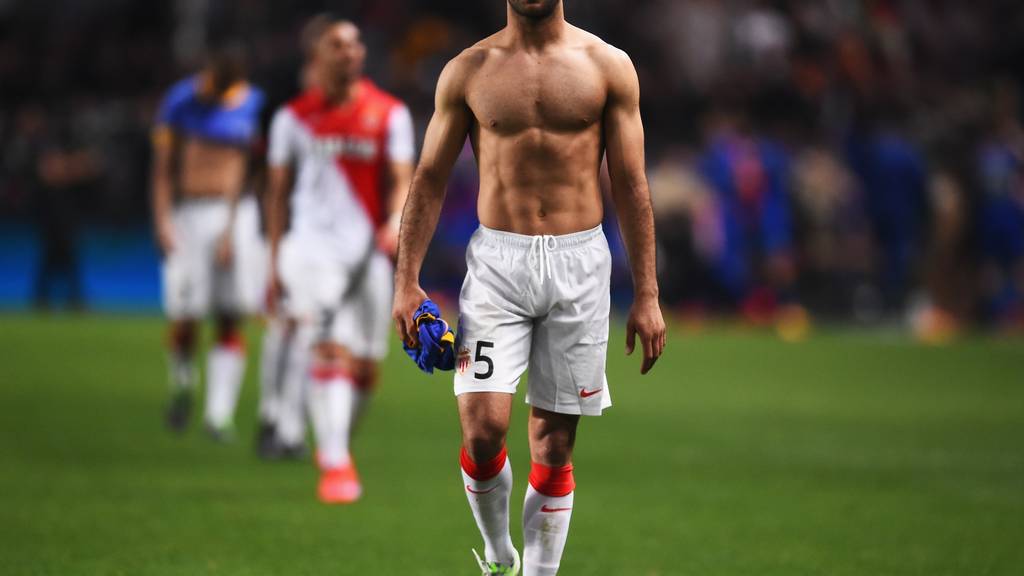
[572,29,632,73]
[448,39,498,75]
[436,41,496,100]
[159,76,199,117]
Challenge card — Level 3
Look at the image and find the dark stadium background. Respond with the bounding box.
[2,0,1022,336]
[2,2,1023,575]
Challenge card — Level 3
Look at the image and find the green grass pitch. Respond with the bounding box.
[1,314,1022,575]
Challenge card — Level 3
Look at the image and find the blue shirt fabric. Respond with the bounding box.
[155,76,264,147]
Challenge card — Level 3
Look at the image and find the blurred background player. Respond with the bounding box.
[265,19,414,502]
[152,41,266,440]
[256,13,333,460]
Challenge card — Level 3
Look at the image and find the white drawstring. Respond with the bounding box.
[527,235,557,282]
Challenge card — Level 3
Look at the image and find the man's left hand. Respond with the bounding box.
[625,296,666,375]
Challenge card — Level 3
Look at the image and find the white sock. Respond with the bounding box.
[275,346,308,447]
[257,319,289,425]
[276,324,313,446]
[309,363,354,469]
[204,342,246,429]
[461,448,516,565]
[523,464,575,576]
[168,351,196,393]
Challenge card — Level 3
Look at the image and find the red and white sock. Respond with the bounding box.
[461,446,517,565]
[522,462,575,576]
[309,362,354,470]
[204,335,245,429]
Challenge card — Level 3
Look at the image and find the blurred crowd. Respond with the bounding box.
[1,0,1022,335]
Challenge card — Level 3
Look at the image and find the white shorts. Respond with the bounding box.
[231,196,267,314]
[454,225,612,416]
[279,232,393,361]
[161,197,265,319]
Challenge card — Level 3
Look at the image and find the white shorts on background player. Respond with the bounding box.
[454,225,613,416]
[161,195,266,320]
[278,235,393,361]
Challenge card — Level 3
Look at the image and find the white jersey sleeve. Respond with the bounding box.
[268,107,297,167]
[385,104,415,163]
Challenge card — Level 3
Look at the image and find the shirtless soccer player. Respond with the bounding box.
[393,1,666,574]
[267,20,414,503]
[153,43,266,439]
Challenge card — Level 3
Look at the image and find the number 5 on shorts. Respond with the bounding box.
[474,341,494,380]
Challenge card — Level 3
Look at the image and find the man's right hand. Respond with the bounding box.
[392,282,429,348]
[156,218,176,257]
[266,271,285,315]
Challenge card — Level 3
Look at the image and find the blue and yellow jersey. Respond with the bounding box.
[153,75,264,149]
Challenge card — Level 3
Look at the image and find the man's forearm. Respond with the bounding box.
[613,184,659,301]
[394,170,447,286]
[151,175,173,228]
[265,185,286,265]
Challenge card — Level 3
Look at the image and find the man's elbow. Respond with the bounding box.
[611,175,650,203]
[410,165,448,197]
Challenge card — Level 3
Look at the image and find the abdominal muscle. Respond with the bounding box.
[177,138,248,199]
[474,126,605,236]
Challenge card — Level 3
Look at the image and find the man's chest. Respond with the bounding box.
[467,54,606,134]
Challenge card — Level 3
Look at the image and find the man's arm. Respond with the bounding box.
[264,108,297,312]
[602,47,666,374]
[151,127,177,257]
[392,55,474,345]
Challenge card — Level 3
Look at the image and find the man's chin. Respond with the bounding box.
[509,0,558,19]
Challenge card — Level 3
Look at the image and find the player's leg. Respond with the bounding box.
[203,313,246,440]
[165,318,199,431]
[160,203,206,432]
[308,336,361,503]
[264,315,307,455]
[337,252,394,436]
[202,198,252,442]
[454,226,537,572]
[458,392,518,569]
[256,314,288,452]
[520,226,613,575]
[522,407,579,576]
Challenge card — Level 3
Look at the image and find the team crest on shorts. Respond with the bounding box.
[457,345,471,374]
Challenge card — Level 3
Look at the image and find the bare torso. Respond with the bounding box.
[394,10,665,371]
[464,26,611,235]
[177,138,248,199]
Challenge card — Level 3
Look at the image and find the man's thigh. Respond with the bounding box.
[279,234,349,326]
[457,391,514,457]
[334,252,393,361]
[162,209,217,320]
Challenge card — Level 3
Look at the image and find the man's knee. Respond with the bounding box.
[351,359,379,391]
[214,314,241,342]
[312,340,347,361]
[462,418,508,463]
[528,407,579,467]
[169,321,198,352]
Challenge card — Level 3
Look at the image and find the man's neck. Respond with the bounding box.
[321,77,359,106]
[506,3,567,51]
